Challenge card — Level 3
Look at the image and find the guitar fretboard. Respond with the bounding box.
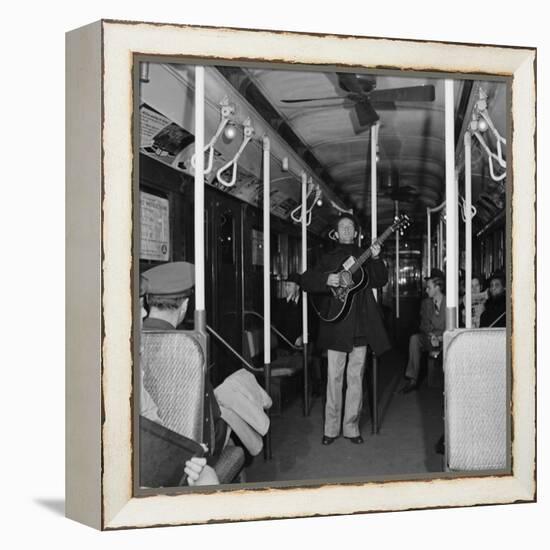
[349,224,397,274]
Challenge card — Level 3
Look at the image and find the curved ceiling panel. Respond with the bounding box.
[225,67,506,233]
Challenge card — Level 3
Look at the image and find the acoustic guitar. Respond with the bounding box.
[310,214,411,323]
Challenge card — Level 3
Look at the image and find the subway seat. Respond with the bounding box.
[444,328,507,471]
[243,328,303,415]
[141,330,244,485]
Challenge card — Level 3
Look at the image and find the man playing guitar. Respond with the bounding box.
[301,215,391,446]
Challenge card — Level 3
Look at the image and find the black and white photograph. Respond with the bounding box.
[136,61,511,489]
[61,16,538,532]
[5,0,550,545]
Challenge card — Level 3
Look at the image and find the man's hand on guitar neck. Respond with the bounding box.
[371,243,381,259]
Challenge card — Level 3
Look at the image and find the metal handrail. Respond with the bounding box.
[206,324,263,374]
[243,310,302,351]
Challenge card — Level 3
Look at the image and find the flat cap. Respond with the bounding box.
[142,261,195,297]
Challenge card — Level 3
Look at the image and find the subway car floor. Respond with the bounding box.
[245,350,445,483]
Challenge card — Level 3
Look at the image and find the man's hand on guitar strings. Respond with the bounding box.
[371,243,381,259]
[327,274,340,287]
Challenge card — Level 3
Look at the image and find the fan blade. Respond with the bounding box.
[369,85,435,103]
[285,101,357,110]
[355,99,379,127]
[370,101,396,110]
[281,95,348,103]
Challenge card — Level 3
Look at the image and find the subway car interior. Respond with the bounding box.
[137,60,508,489]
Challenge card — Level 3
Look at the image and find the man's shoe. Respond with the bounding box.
[400,379,418,394]
[322,435,337,445]
[345,435,364,444]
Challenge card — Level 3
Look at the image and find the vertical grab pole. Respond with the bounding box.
[262,137,272,458]
[371,124,379,434]
[194,65,206,334]
[441,217,445,269]
[441,216,445,269]
[445,79,458,330]
[301,172,310,416]
[464,132,473,328]
[395,201,400,319]
[371,123,379,301]
[435,218,442,269]
[427,207,431,277]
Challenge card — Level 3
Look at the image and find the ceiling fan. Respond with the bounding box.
[281,73,435,132]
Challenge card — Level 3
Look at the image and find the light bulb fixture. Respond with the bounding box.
[316,198,323,207]
[477,118,489,132]
[223,123,238,142]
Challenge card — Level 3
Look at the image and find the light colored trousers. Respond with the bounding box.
[325,346,367,438]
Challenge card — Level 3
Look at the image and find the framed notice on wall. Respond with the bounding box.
[140,191,170,261]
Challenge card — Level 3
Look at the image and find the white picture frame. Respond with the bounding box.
[66,19,536,530]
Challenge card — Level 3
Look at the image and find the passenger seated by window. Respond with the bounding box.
[460,274,488,328]
[401,269,446,393]
[141,262,228,472]
[139,274,218,486]
[480,270,506,328]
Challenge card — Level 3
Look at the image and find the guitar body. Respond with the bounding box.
[311,256,369,323]
[308,214,410,324]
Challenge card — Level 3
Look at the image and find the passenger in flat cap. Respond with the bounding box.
[142,262,225,484]
[139,271,217,486]
[141,261,195,331]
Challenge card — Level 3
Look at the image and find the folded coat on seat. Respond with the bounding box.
[214,369,272,456]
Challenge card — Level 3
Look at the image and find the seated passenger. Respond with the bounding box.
[401,269,446,393]
[470,275,488,328]
[141,261,227,473]
[460,274,488,328]
[273,273,323,394]
[139,275,218,486]
[480,270,506,328]
[278,273,303,346]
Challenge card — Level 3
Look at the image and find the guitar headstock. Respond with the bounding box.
[391,213,411,235]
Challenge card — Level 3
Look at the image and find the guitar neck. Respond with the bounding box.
[350,225,395,274]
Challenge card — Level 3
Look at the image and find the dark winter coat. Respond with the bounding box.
[480,293,506,328]
[301,243,391,356]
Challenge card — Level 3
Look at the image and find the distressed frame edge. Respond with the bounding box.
[93,21,536,530]
[65,20,104,530]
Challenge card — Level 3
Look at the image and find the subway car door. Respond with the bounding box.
[207,193,244,384]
